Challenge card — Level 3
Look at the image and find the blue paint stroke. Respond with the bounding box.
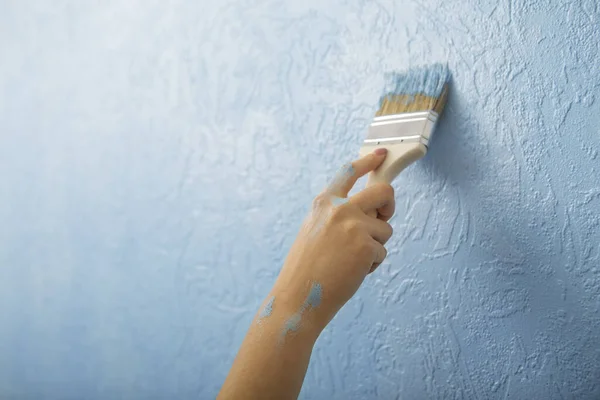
[381,63,450,101]
[259,296,275,319]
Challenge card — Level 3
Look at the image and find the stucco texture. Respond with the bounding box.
[1,0,599,399]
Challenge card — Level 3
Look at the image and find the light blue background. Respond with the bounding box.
[1,1,600,399]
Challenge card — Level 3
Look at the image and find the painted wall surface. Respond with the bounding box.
[1,1,599,399]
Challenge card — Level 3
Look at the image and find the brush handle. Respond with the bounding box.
[359,142,427,218]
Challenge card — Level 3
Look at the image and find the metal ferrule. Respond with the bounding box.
[363,111,439,148]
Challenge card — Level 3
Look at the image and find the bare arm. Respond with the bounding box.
[217,285,321,399]
[219,149,394,400]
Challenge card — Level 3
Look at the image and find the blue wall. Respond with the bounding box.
[1,1,599,399]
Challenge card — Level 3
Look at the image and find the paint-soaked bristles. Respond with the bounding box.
[376,63,450,116]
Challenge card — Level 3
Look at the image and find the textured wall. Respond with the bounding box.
[1,0,600,399]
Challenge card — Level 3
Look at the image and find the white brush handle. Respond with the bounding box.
[359,142,427,218]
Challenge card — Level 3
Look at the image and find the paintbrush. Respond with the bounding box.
[359,63,450,185]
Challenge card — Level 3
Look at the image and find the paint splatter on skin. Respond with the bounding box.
[307,204,328,237]
[282,313,302,336]
[306,282,322,308]
[259,296,275,319]
[330,196,349,207]
[279,282,323,343]
[326,163,355,195]
[307,163,353,237]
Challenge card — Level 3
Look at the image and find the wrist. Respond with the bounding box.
[269,282,325,344]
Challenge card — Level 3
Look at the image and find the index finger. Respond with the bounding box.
[326,148,388,197]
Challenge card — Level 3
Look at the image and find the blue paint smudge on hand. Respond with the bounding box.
[330,196,348,207]
[307,163,353,238]
[326,163,355,194]
[307,163,352,237]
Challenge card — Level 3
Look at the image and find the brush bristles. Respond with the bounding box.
[376,64,450,117]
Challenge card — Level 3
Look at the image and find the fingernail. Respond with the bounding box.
[374,148,388,156]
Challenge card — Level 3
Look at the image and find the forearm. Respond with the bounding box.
[218,284,323,400]
[219,150,393,399]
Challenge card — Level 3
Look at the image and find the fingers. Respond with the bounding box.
[365,241,387,274]
[370,241,387,271]
[326,149,388,197]
[364,216,393,245]
[349,183,395,221]
[369,261,382,274]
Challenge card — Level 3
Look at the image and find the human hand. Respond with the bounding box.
[219,149,396,400]
[272,149,395,336]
